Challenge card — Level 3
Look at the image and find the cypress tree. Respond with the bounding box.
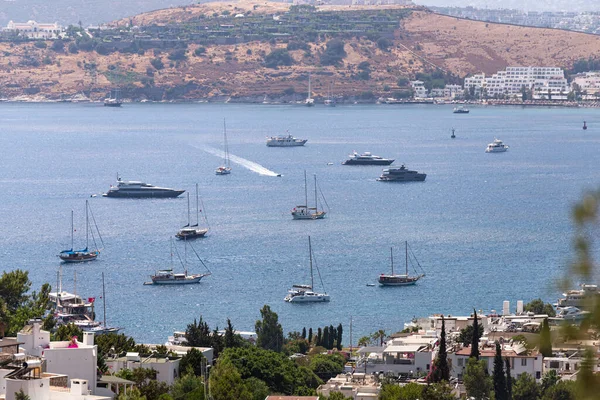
[493,342,507,400]
[505,358,512,400]
[470,309,480,360]
[329,325,335,349]
[308,327,313,344]
[336,323,343,350]
[317,327,322,347]
[539,318,552,357]
[323,326,330,349]
[432,315,450,382]
[301,327,307,340]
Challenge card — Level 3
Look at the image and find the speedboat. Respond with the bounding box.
[485,138,509,153]
[103,177,185,198]
[267,134,307,147]
[453,106,469,114]
[342,151,394,166]
[377,165,426,182]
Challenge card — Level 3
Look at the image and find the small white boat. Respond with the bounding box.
[485,138,509,153]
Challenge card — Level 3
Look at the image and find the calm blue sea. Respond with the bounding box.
[0,102,598,344]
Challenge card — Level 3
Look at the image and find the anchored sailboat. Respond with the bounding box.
[176,184,209,240]
[285,236,330,303]
[146,239,211,285]
[216,119,232,175]
[378,242,425,286]
[59,200,103,263]
[291,171,326,220]
[305,73,315,107]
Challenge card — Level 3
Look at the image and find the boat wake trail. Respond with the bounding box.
[202,146,280,177]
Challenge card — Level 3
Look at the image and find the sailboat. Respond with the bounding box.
[305,73,315,107]
[215,119,232,175]
[147,239,211,285]
[378,242,425,286]
[291,171,326,220]
[59,200,103,263]
[324,82,336,107]
[285,236,330,303]
[176,184,209,240]
[104,88,122,107]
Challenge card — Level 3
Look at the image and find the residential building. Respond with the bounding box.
[106,353,181,385]
[2,21,64,39]
[317,373,380,399]
[571,72,600,97]
[356,332,437,376]
[450,342,543,381]
[17,319,50,357]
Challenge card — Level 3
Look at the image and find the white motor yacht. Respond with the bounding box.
[485,138,509,153]
[103,176,185,198]
[267,134,307,147]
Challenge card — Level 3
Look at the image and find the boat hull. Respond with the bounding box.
[151,277,204,284]
[378,276,421,286]
[103,189,185,198]
[292,211,326,220]
[285,294,330,302]
[267,141,307,147]
[175,228,209,240]
[104,102,122,107]
[59,251,99,263]
[377,174,426,182]
[485,148,508,153]
[343,159,394,166]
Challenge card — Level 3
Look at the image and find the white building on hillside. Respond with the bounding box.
[410,80,428,98]
[571,71,600,97]
[106,353,181,386]
[3,20,64,39]
[317,373,381,399]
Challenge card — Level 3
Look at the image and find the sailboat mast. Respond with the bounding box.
[223,118,229,168]
[304,170,308,208]
[74,270,77,297]
[405,241,408,276]
[85,201,89,249]
[102,272,106,327]
[70,210,74,250]
[390,247,394,275]
[187,192,191,226]
[308,73,311,99]
[308,236,314,289]
[314,174,318,211]
[196,183,200,226]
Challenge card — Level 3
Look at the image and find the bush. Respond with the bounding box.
[397,77,409,86]
[283,87,295,95]
[168,49,187,61]
[319,39,346,66]
[95,43,110,55]
[356,70,370,80]
[287,41,309,51]
[376,37,392,51]
[194,47,206,56]
[264,48,293,69]
[68,42,79,54]
[358,61,370,71]
[150,57,164,70]
[34,41,47,49]
[51,40,65,53]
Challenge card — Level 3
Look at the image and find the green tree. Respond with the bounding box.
[524,299,556,317]
[243,377,270,400]
[317,328,322,347]
[429,316,449,383]
[264,49,293,69]
[150,58,164,70]
[421,382,455,400]
[372,329,386,346]
[464,358,491,400]
[379,382,422,400]
[320,39,346,66]
[539,318,553,357]
[336,323,343,350]
[53,323,84,341]
[323,326,330,350]
[255,305,284,352]
[224,318,244,349]
[457,323,483,347]
[179,348,205,377]
[505,358,513,400]
[95,333,137,358]
[541,380,577,400]
[541,370,559,395]
[302,327,307,339]
[209,359,252,400]
[118,387,146,400]
[493,342,507,400]
[309,353,344,381]
[186,317,212,348]
[308,327,313,343]
[470,309,480,359]
[117,368,170,400]
[513,373,539,400]
[170,371,205,400]
[376,37,392,51]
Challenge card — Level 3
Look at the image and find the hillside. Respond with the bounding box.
[1,3,599,102]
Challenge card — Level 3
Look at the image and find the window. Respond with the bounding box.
[549,361,559,369]
[521,358,527,366]
[458,358,464,367]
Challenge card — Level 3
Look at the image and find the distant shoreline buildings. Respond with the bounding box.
[2,20,64,39]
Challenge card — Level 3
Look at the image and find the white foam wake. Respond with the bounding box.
[202,146,280,177]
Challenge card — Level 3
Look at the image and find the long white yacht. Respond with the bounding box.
[557,284,598,308]
[342,151,394,166]
[150,269,209,285]
[485,138,509,153]
[291,171,326,220]
[103,176,185,198]
[267,134,307,147]
[285,236,330,303]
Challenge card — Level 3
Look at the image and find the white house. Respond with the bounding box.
[3,20,64,39]
[106,353,181,386]
[317,373,380,399]
[410,80,428,99]
[17,319,50,357]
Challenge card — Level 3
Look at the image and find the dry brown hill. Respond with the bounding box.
[1,3,599,101]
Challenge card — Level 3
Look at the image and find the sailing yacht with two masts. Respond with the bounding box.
[305,73,315,107]
[285,236,330,303]
[176,184,209,240]
[378,242,425,286]
[216,119,232,175]
[291,171,326,220]
[147,239,211,285]
[58,200,103,263]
